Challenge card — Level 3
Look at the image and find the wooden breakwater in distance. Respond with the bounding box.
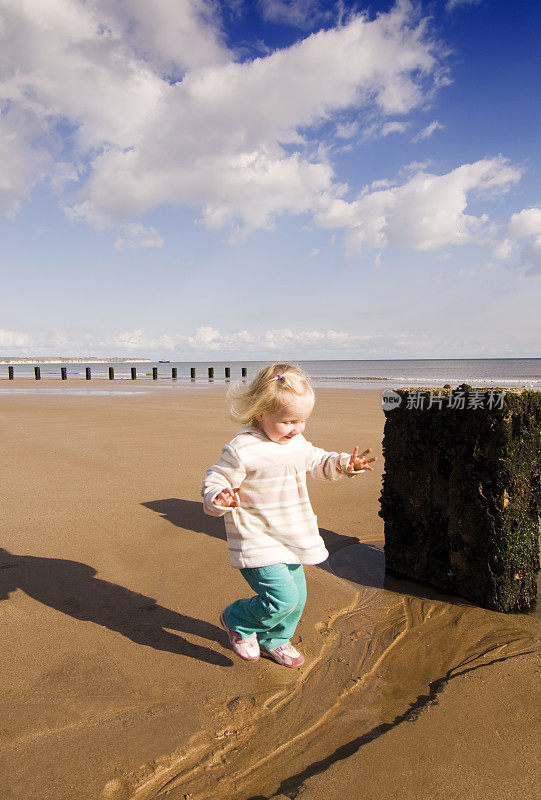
[5,366,249,382]
[379,384,541,612]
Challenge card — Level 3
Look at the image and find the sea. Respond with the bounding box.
[1,358,540,391]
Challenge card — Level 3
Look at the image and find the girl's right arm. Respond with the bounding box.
[201,444,247,517]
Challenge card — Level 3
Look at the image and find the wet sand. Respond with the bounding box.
[0,380,539,800]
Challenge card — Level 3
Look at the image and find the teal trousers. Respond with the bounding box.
[224,563,307,650]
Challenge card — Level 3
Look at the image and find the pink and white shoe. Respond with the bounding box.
[260,641,305,668]
[219,611,260,661]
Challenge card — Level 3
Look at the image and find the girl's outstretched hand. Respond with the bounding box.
[213,487,241,508]
[346,446,377,473]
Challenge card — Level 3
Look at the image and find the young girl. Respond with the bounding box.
[201,362,376,668]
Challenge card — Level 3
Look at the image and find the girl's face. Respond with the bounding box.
[256,392,314,445]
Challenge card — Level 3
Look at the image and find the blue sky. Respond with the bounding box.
[0,0,540,360]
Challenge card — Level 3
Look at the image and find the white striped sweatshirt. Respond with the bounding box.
[201,425,364,568]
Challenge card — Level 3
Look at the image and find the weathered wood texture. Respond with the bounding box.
[379,385,541,612]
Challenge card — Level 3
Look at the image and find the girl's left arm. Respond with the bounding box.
[304,440,364,481]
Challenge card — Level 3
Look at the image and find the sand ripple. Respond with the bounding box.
[110,546,539,800]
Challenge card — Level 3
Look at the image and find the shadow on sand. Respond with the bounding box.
[0,547,232,666]
[142,496,360,554]
[142,497,472,607]
[0,499,474,672]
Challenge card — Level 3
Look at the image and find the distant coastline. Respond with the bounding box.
[0,357,151,364]
[1,358,539,391]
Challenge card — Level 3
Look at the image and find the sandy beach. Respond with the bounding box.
[0,380,539,800]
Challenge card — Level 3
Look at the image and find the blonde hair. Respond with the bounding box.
[227,362,314,429]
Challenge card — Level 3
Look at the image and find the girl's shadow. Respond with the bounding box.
[142,499,475,605]
[0,547,232,666]
[141,497,361,554]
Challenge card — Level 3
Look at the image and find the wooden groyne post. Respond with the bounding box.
[2,363,251,382]
[379,384,541,612]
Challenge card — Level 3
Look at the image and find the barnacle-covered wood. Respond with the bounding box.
[379,385,541,612]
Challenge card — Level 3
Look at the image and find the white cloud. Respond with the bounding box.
[96,0,229,75]
[113,329,151,350]
[108,325,366,355]
[381,121,409,137]
[361,119,411,143]
[496,207,541,277]
[0,0,448,238]
[334,121,359,139]
[49,162,82,195]
[259,0,331,28]
[0,328,32,348]
[521,236,541,277]
[114,223,164,251]
[49,328,71,347]
[0,105,52,215]
[400,159,434,174]
[314,156,522,255]
[178,326,362,352]
[446,0,482,11]
[188,326,222,350]
[493,238,515,260]
[508,207,541,238]
[7,325,363,356]
[411,119,443,141]
[8,323,539,359]
[3,0,529,276]
[260,328,360,350]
